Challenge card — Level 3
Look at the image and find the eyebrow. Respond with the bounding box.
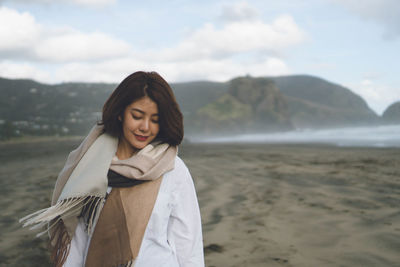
[130,108,159,116]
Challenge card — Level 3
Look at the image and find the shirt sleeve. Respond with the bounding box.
[167,159,205,267]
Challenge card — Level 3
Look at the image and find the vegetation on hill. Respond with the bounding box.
[0,77,115,139]
[191,76,292,134]
[271,75,379,128]
[172,81,228,118]
[229,76,292,129]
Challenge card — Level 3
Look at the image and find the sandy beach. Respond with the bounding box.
[1,139,399,266]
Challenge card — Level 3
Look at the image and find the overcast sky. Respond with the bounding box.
[0,0,399,114]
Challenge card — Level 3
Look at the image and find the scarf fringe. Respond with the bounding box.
[116,259,135,267]
[79,196,105,235]
[19,195,103,236]
[50,219,71,267]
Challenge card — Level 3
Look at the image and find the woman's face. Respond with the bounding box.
[119,96,160,156]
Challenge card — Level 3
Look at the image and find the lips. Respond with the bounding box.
[134,134,149,142]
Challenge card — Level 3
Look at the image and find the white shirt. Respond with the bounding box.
[64,156,204,267]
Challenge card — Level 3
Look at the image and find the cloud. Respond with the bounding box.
[0,7,41,53]
[48,56,290,83]
[0,61,52,82]
[332,0,400,39]
[69,0,116,6]
[150,57,290,82]
[1,0,116,7]
[34,30,131,62]
[151,14,305,62]
[219,1,260,23]
[0,7,131,62]
[0,3,301,83]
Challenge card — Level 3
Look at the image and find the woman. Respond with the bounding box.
[20,71,204,267]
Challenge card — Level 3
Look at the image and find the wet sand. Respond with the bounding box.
[1,139,400,266]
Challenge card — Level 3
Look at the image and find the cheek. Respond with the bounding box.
[152,124,160,135]
[123,117,138,133]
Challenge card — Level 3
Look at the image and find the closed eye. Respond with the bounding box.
[131,114,142,120]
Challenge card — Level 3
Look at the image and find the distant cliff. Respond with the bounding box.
[189,76,292,134]
[382,101,400,123]
[271,75,379,128]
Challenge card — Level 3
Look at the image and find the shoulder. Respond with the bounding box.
[174,156,189,172]
[163,156,192,185]
[160,156,195,199]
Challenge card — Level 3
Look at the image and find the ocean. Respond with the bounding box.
[195,124,400,147]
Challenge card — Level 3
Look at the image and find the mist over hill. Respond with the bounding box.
[0,75,389,140]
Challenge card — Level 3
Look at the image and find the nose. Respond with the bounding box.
[139,118,150,132]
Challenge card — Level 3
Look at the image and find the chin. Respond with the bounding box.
[130,138,154,150]
[130,142,147,151]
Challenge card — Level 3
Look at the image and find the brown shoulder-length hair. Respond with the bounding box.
[100,71,183,146]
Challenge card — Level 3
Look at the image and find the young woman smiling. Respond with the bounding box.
[117,96,160,159]
[21,71,204,267]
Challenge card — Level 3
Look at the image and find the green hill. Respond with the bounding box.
[271,75,379,128]
[191,76,292,134]
[172,81,228,119]
[0,77,114,138]
[0,75,385,140]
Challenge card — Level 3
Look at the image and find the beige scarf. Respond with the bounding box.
[20,124,177,267]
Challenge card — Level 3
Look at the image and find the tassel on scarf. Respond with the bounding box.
[117,260,135,267]
[19,195,105,267]
[50,219,71,267]
[80,196,105,235]
[19,196,104,236]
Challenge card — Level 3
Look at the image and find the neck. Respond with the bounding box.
[116,138,137,160]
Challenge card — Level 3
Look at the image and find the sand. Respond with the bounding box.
[1,139,399,266]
